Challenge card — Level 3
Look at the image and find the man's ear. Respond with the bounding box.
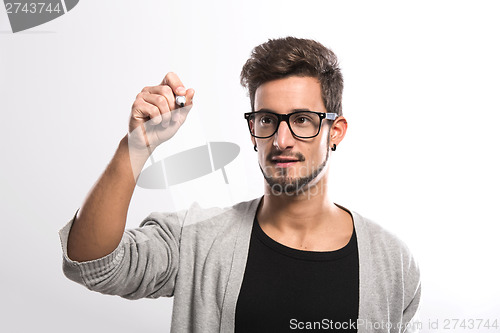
[251,135,256,147]
[329,116,348,148]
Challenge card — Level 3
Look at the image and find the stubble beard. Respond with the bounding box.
[259,144,330,196]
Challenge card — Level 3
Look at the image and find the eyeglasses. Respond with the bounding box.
[244,110,338,139]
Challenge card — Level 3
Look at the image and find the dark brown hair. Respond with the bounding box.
[240,37,343,116]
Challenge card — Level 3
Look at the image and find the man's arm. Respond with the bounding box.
[66,72,195,262]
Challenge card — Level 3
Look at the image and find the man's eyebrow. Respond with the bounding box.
[255,108,275,113]
[255,108,313,113]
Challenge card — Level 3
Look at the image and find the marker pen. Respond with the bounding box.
[175,95,186,107]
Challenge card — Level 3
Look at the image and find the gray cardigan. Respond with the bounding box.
[59,198,421,332]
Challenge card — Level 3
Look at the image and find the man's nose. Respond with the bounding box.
[273,121,296,150]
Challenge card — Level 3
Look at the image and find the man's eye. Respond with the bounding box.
[295,116,310,124]
[260,117,274,124]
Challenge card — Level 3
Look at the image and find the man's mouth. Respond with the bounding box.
[271,156,301,168]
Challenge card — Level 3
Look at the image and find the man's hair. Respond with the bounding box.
[240,37,343,116]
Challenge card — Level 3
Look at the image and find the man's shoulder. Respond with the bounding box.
[352,210,419,275]
[353,210,411,251]
[186,197,259,227]
[141,197,260,230]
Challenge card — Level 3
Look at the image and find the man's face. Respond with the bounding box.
[252,76,333,195]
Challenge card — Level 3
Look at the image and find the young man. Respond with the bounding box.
[60,37,421,332]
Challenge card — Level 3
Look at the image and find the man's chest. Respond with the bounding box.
[234,219,359,332]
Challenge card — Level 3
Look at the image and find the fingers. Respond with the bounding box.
[161,72,186,97]
[133,92,174,129]
[141,93,171,124]
[130,73,193,133]
[151,73,195,106]
[185,88,195,105]
[142,85,176,111]
[161,72,196,106]
[131,94,162,126]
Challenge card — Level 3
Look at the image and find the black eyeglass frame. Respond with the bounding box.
[244,110,338,139]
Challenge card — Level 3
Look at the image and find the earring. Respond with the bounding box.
[331,144,336,151]
[254,145,258,152]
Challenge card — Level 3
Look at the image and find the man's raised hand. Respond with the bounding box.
[128,72,195,152]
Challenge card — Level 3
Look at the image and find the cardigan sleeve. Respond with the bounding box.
[59,210,186,300]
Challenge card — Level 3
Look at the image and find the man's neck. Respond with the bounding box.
[259,190,333,229]
[256,178,353,251]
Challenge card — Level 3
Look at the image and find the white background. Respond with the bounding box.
[1,0,499,332]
